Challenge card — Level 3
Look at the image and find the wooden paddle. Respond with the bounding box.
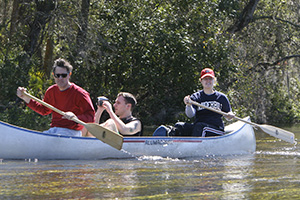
[189,100,295,144]
[23,91,123,150]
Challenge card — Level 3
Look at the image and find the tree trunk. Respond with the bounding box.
[1,0,8,27]
[43,38,54,78]
[23,0,55,56]
[76,0,90,55]
[227,0,260,33]
[9,0,19,37]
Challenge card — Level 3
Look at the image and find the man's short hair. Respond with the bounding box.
[53,58,73,73]
[117,92,137,110]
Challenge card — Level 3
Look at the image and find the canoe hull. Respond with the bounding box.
[0,118,256,160]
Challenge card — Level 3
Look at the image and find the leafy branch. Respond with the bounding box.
[255,55,300,69]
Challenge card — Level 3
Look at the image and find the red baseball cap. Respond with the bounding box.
[200,68,215,79]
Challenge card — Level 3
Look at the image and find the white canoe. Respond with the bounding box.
[0,117,256,160]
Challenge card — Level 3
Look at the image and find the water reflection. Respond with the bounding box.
[0,152,299,199]
[221,155,254,199]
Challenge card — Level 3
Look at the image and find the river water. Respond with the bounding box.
[0,125,300,199]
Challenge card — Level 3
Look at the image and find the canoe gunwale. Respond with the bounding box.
[0,120,246,142]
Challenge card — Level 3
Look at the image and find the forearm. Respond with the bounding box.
[106,109,140,135]
[27,99,52,116]
[106,110,127,133]
[185,105,195,118]
[95,108,105,123]
[77,110,95,123]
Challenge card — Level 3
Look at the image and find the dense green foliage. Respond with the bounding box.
[0,0,299,130]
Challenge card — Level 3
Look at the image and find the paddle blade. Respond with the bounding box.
[259,124,295,144]
[85,123,123,150]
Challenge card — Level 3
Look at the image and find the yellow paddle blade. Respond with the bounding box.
[259,124,295,144]
[85,123,123,150]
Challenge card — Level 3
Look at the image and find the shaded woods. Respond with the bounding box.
[0,0,299,130]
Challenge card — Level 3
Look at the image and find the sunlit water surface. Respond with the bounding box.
[1,125,300,199]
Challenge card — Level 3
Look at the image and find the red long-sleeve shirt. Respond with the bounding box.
[27,83,95,130]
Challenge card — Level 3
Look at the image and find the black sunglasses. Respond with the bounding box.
[54,73,68,78]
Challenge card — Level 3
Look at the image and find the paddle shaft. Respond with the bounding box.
[23,91,85,126]
[189,100,259,128]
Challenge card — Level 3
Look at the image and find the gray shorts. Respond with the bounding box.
[43,127,82,137]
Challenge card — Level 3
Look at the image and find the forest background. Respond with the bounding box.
[0,0,299,131]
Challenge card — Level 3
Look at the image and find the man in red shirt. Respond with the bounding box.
[17,58,95,136]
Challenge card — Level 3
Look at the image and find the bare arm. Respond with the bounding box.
[95,106,106,124]
[117,120,141,136]
[102,101,141,135]
[184,95,195,118]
